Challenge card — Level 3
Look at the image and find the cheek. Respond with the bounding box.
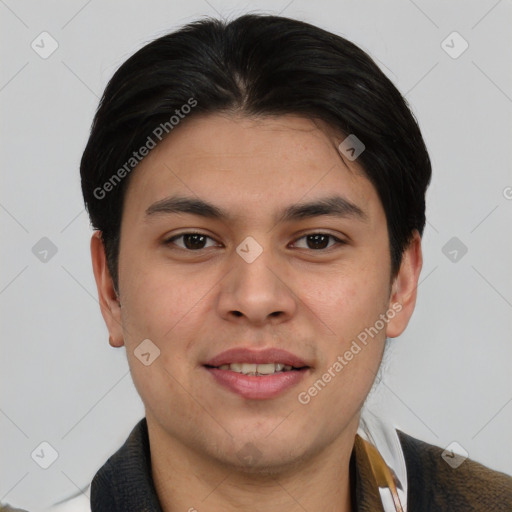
[119,272,203,413]
[298,263,390,339]
[120,263,195,334]
[119,261,222,375]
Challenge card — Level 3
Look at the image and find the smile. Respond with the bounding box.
[215,362,297,375]
[203,348,311,400]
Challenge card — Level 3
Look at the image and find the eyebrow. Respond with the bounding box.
[144,194,367,223]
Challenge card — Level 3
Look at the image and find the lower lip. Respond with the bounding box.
[205,367,308,400]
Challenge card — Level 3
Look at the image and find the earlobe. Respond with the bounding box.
[385,231,423,339]
[90,231,125,348]
[109,334,122,348]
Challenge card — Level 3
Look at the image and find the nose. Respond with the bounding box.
[216,243,297,327]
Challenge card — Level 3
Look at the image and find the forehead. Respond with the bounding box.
[121,113,383,224]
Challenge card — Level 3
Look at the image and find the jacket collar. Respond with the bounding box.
[91,418,162,511]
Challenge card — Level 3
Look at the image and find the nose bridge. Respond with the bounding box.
[217,237,296,323]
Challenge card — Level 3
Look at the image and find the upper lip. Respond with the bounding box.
[204,348,310,368]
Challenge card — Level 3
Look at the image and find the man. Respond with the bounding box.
[62,13,511,511]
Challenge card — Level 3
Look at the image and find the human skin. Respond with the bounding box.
[91,113,422,511]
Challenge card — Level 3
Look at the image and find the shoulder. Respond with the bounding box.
[398,430,512,511]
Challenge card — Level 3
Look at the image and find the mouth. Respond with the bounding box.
[203,348,311,400]
[207,362,303,375]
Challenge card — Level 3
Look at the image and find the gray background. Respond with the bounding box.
[1,0,511,509]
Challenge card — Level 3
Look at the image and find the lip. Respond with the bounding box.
[205,367,309,400]
[203,347,311,400]
[204,347,309,368]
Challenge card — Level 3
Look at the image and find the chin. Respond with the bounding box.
[204,432,319,477]
[224,449,312,477]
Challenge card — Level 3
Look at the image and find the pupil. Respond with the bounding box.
[184,234,206,250]
[307,234,329,249]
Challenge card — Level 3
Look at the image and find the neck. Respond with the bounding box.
[148,417,358,512]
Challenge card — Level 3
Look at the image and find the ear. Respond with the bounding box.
[90,231,124,347]
[385,230,423,338]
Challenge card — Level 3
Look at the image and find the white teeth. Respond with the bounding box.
[240,363,257,374]
[229,363,243,372]
[255,363,276,375]
[219,362,294,375]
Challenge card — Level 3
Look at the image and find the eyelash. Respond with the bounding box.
[164,232,346,251]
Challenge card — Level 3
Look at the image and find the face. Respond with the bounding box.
[92,113,421,473]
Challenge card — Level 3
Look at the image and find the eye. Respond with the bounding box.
[164,232,344,252]
[165,232,219,250]
[292,233,344,250]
